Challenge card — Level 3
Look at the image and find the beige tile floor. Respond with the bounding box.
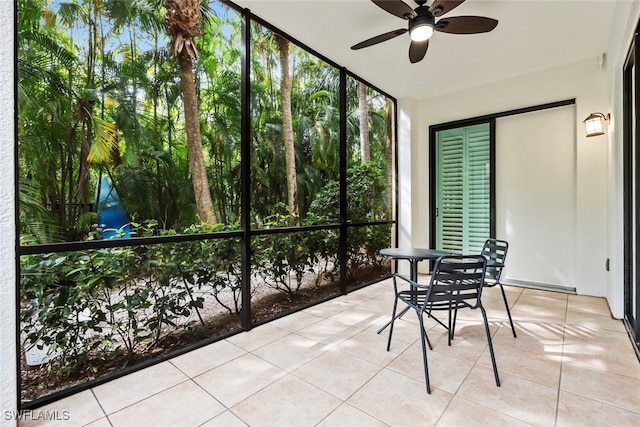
[20,278,640,427]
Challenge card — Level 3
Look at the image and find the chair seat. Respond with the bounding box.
[397,289,476,311]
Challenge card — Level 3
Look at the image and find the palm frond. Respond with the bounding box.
[19,29,77,70]
[18,177,64,244]
[88,118,119,163]
[57,2,85,27]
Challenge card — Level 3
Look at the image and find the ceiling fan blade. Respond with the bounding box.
[351,28,408,50]
[372,0,416,20]
[429,0,465,17]
[409,39,429,63]
[435,16,498,34]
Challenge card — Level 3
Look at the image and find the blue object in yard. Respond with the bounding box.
[95,176,130,239]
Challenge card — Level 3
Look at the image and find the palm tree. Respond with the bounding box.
[275,33,298,219]
[165,0,217,224]
[357,81,370,163]
[18,0,86,239]
[55,0,102,224]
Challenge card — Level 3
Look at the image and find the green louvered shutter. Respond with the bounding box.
[436,128,464,253]
[436,123,490,254]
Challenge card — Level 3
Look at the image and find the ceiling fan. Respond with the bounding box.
[351,0,498,63]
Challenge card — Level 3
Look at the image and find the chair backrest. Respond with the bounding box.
[428,255,487,310]
[481,238,509,281]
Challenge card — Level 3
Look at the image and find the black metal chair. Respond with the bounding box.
[480,238,516,338]
[386,255,500,394]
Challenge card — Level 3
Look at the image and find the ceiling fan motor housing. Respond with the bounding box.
[410,6,435,28]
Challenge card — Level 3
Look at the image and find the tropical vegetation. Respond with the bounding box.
[17,0,395,404]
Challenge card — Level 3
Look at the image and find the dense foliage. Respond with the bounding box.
[17,0,395,403]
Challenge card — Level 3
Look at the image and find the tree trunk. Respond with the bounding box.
[76,119,91,208]
[166,0,217,224]
[76,9,97,219]
[358,81,370,164]
[75,98,93,217]
[178,53,217,224]
[276,35,298,219]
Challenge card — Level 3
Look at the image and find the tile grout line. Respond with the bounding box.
[95,377,194,423]
[87,388,112,427]
[182,355,251,424]
[554,295,570,427]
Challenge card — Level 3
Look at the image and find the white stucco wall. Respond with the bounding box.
[407,57,610,299]
[396,97,419,277]
[0,0,16,424]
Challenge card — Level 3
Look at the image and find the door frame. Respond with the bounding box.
[623,20,640,349]
[428,99,575,253]
[429,118,496,251]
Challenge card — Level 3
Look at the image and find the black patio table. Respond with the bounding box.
[377,247,450,334]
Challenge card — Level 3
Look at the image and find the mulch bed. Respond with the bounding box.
[21,267,389,405]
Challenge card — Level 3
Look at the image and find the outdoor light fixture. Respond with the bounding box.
[583,112,610,137]
[409,15,435,42]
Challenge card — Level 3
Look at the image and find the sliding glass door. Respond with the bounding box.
[624,21,640,349]
[433,122,493,254]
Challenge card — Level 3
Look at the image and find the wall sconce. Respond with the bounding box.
[583,112,610,137]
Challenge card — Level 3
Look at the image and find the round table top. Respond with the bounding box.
[379,247,451,260]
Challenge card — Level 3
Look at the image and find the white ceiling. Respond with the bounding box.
[232,0,621,100]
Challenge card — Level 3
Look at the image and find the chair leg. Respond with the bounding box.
[451,308,457,340]
[498,283,517,338]
[418,308,434,350]
[386,296,399,351]
[447,305,453,346]
[418,313,431,394]
[449,290,463,343]
[479,305,500,387]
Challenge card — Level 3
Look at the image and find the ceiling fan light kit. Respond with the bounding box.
[409,12,435,41]
[352,0,498,63]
